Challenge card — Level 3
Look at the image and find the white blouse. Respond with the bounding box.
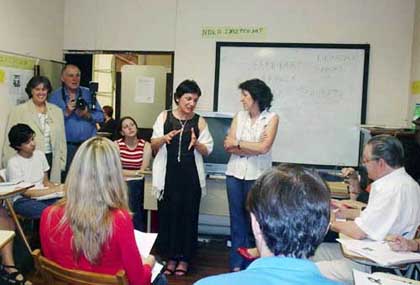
[226,110,277,180]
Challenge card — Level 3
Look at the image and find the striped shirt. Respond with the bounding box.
[116,139,145,170]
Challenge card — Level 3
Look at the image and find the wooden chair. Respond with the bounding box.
[32,249,129,285]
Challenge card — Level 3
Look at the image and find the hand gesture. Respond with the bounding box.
[341,168,358,181]
[143,254,156,267]
[76,107,90,119]
[163,129,182,144]
[188,127,197,150]
[66,99,76,115]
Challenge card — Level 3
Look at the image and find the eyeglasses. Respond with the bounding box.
[362,157,378,165]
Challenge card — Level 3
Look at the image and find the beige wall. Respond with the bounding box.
[0,0,64,61]
[63,0,417,126]
[410,0,420,116]
[174,0,416,127]
[63,0,177,51]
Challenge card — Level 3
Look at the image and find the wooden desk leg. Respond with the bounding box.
[4,199,32,254]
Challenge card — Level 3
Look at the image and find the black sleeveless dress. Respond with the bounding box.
[156,111,201,262]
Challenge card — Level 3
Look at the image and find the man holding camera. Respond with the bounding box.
[49,64,104,177]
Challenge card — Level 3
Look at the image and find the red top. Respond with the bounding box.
[40,206,152,285]
[116,139,145,170]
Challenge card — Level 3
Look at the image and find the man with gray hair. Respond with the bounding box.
[314,134,420,284]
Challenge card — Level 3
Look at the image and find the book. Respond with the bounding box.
[338,238,420,266]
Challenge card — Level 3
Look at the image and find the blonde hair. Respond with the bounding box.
[58,136,129,264]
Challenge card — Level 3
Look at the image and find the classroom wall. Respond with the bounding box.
[63,0,418,127]
[410,0,420,113]
[0,0,65,61]
[63,0,177,51]
[174,0,416,127]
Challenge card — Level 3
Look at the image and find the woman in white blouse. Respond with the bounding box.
[224,78,279,272]
[2,76,66,183]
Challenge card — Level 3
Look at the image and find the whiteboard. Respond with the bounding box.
[214,42,369,166]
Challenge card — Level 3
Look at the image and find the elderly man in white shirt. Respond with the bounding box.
[313,134,420,285]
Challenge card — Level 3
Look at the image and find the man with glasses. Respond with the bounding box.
[313,135,420,285]
[49,64,103,178]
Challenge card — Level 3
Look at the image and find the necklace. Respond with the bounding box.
[177,119,188,162]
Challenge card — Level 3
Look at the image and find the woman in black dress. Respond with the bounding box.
[151,80,213,276]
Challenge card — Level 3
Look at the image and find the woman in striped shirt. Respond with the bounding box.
[116,116,152,231]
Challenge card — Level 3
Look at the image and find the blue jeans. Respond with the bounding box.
[127,179,145,231]
[226,176,255,270]
[13,197,59,219]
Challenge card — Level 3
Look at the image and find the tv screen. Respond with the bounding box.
[200,113,233,174]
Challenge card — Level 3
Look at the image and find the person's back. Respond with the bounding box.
[196,257,338,285]
[195,164,340,285]
[39,137,155,285]
[40,206,146,278]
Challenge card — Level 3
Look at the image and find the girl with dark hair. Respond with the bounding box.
[115,116,152,231]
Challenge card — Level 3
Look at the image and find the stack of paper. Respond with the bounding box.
[338,238,420,266]
[134,230,163,282]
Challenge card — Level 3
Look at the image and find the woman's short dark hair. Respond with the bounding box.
[173,80,201,104]
[8,124,35,151]
[25,76,52,98]
[247,164,330,258]
[367,135,404,168]
[102,105,113,118]
[238,79,273,111]
[116,116,140,140]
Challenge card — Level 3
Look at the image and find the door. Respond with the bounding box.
[120,65,170,129]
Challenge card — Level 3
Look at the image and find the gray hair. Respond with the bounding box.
[367,135,404,168]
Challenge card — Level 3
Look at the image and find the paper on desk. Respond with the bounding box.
[0,182,33,194]
[134,230,161,281]
[338,238,420,266]
[33,191,64,201]
[353,269,411,285]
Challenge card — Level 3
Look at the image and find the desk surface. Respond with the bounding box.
[0,182,34,199]
[373,272,420,284]
[0,230,15,249]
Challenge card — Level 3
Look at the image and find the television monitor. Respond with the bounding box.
[199,112,233,174]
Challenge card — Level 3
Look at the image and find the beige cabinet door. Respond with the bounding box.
[121,65,169,128]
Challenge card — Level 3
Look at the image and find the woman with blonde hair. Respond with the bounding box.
[40,137,157,285]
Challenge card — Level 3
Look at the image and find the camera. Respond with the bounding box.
[76,96,87,110]
[89,81,98,111]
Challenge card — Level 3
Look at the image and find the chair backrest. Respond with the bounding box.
[32,249,129,285]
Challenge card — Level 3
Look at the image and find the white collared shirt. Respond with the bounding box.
[226,110,276,180]
[355,167,420,240]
